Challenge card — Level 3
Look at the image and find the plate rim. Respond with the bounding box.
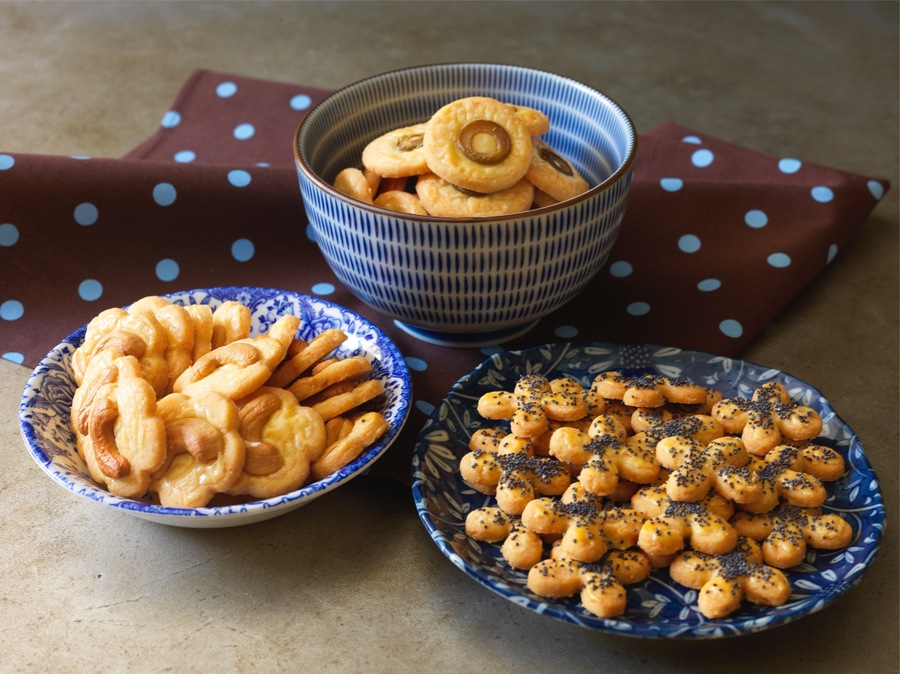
[410,341,886,639]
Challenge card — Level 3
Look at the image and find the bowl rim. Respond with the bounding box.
[293,61,638,224]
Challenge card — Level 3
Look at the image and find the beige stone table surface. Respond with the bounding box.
[0,2,896,672]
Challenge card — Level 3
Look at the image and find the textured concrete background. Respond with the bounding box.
[0,2,896,672]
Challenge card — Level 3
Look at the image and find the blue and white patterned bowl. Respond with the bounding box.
[294,63,636,347]
[412,343,886,638]
[19,287,413,528]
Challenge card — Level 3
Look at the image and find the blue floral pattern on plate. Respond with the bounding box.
[20,287,412,528]
[411,343,885,639]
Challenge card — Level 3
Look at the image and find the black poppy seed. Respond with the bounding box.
[629,374,663,390]
[713,550,755,581]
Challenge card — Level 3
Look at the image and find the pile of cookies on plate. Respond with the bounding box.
[333,96,590,217]
[69,295,389,508]
[462,370,852,619]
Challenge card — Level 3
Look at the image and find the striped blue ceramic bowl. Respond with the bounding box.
[294,63,636,347]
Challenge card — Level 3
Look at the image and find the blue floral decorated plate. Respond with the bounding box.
[20,287,412,528]
[411,342,885,639]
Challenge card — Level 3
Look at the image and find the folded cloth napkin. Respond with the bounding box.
[0,69,889,479]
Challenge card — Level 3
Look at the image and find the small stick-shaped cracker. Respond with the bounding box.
[266,328,347,388]
[310,379,385,422]
[288,355,373,403]
[310,412,389,481]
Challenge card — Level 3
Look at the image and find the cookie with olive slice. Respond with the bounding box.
[415,172,534,218]
[526,138,590,202]
[362,122,430,178]
[424,96,533,193]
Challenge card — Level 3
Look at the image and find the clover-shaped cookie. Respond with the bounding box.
[627,413,725,460]
[521,483,645,563]
[549,414,659,496]
[527,549,652,619]
[464,507,545,570]
[669,536,792,619]
[631,481,738,558]
[459,433,571,515]
[477,374,593,438]
[737,442,843,514]
[712,381,823,456]
[592,371,710,408]
[629,386,723,433]
[656,435,762,504]
[730,503,854,569]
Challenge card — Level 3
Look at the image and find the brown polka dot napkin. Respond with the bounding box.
[0,69,889,478]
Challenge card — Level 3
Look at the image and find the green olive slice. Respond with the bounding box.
[457,120,511,165]
[452,184,488,197]
[538,146,574,176]
[396,132,424,152]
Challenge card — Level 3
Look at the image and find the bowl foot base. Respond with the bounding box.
[392,320,539,348]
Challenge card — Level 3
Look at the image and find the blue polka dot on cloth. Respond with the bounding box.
[233,123,255,140]
[78,279,103,301]
[153,182,177,206]
[0,223,19,246]
[74,203,99,226]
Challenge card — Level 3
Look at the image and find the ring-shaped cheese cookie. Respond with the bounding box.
[415,173,534,218]
[669,536,792,619]
[149,390,245,507]
[423,96,533,193]
[77,355,167,499]
[506,103,551,137]
[332,167,374,205]
[526,138,590,202]
[227,387,326,499]
[361,123,430,178]
[374,190,429,216]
